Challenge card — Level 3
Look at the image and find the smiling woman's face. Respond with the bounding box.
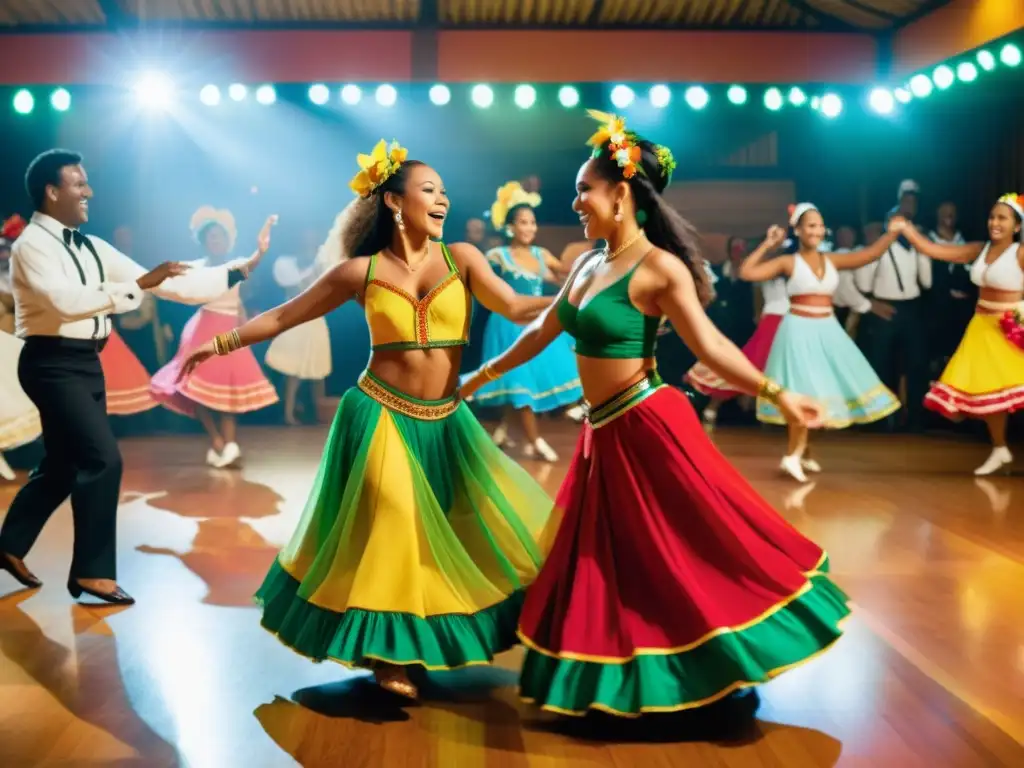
[387,163,448,240]
[571,157,619,241]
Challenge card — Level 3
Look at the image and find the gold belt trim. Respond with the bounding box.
[356,373,459,421]
[588,374,664,429]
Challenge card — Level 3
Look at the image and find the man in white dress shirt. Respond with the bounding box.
[0,149,265,604]
[854,180,931,431]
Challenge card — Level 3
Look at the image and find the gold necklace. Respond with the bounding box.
[388,243,431,272]
[604,230,645,262]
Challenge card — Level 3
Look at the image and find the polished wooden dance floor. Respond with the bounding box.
[1,422,1023,767]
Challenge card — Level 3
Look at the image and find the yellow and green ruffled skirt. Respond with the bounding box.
[256,370,552,670]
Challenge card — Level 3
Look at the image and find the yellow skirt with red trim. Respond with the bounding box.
[925,313,1024,418]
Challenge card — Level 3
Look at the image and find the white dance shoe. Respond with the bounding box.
[801,457,822,473]
[0,454,15,481]
[524,438,559,463]
[974,447,1013,477]
[491,423,516,449]
[780,454,809,483]
[215,442,242,469]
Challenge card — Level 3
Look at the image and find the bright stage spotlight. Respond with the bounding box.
[471,84,494,108]
[932,65,955,90]
[684,86,708,110]
[1001,43,1022,67]
[956,62,978,83]
[308,83,330,105]
[868,88,894,115]
[228,83,247,102]
[429,84,451,105]
[514,84,536,109]
[763,87,783,111]
[133,71,175,110]
[340,84,362,105]
[255,85,276,105]
[788,87,807,106]
[610,84,634,109]
[376,84,397,107]
[894,87,912,104]
[909,74,932,98]
[649,84,671,108]
[12,89,34,115]
[727,85,747,105]
[50,88,71,112]
[199,85,221,106]
[977,50,996,71]
[558,85,580,107]
[820,92,843,118]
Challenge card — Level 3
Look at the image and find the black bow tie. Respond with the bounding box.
[63,228,85,249]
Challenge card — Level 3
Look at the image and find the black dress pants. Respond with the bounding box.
[859,298,929,431]
[0,336,122,579]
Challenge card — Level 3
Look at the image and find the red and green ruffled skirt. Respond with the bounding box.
[517,373,851,717]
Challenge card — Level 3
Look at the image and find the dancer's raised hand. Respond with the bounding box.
[765,225,787,247]
[240,214,279,275]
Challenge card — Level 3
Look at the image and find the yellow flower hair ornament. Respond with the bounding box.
[585,109,676,184]
[997,192,1024,220]
[490,181,542,231]
[349,139,408,199]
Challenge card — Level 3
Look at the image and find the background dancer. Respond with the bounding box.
[892,196,1024,475]
[0,148,268,602]
[470,181,581,461]
[686,271,787,427]
[151,207,279,467]
[177,141,553,700]
[264,228,335,425]
[99,327,159,417]
[461,111,849,718]
[0,215,40,481]
[741,204,902,481]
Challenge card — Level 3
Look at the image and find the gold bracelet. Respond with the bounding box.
[758,377,783,404]
[213,330,243,356]
[482,363,501,381]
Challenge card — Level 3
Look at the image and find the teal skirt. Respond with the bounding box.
[757,313,900,428]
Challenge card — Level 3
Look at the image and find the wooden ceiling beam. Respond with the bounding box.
[839,0,898,22]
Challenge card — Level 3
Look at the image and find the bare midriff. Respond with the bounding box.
[575,355,657,408]
[789,293,834,318]
[368,347,462,401]
[976,287,1023,315]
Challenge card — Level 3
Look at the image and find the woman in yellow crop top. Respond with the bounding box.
[177,140,553,700]
[461,111,851,719]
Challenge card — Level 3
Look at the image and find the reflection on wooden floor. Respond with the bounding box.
[1,423,1023,767]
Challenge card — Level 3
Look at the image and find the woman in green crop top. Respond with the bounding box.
[461,111,852,719]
